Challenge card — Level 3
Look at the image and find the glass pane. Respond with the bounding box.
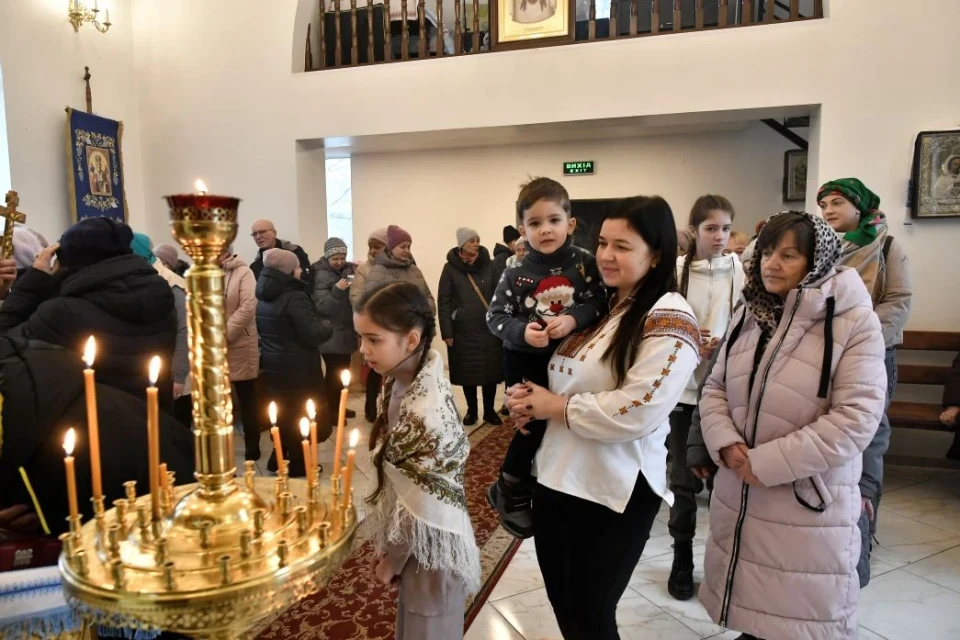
[325,158,354,261]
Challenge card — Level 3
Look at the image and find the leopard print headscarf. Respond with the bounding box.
[742,211,842,335]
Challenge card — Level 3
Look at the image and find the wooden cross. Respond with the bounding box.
[0,191,27,261]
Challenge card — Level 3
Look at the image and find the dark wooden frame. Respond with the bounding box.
[489,0,576,51]
[782,149,807,203]
[910,129,960,220]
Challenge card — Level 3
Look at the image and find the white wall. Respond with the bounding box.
[129,0,960,329]
[352,122,798,294]
[0,0,146,241]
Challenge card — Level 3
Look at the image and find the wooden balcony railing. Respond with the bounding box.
[303,0,823,71]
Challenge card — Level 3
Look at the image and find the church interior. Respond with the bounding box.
[1,0,959,639]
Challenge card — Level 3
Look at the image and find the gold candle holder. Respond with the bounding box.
[113,499,128,523]
[124,480,137,505]
[68,515,82,535]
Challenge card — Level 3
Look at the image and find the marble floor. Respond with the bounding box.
[232,391,960,640]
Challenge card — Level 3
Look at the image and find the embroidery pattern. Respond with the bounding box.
[612,339,684,417]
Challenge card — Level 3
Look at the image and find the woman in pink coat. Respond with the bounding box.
[699,211,886,640]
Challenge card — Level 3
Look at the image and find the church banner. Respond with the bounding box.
[65,108,129,223]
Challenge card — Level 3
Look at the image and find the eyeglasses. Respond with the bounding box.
[250,229,275,238]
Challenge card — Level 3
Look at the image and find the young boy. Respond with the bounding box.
[486,177,605,538]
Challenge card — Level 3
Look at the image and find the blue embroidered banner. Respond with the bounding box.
[65,108,128,223]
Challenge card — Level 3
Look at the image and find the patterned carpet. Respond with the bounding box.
[257,423,523,639]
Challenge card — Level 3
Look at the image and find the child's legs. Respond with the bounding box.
[501,349,553,480]
[395,560,466,640]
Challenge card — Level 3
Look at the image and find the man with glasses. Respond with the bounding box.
[249,219,313,286]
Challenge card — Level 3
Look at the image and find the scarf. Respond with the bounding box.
[837,217,890,307]
[742,212,841,335]
[459,250,479,266]
[817,178,883,247]
[368,350,480,594]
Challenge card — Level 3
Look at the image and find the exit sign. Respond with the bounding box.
[563,161,595,176]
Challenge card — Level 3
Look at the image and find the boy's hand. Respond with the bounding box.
[941,405,960,426]
[524,322,550,348]
[545,315,577,340]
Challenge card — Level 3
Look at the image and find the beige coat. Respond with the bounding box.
[365,252,436,313]
[223,255,259,381]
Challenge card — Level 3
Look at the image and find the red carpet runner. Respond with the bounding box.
[257,423,523,639]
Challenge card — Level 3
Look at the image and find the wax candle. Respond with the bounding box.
[333,370,351,479]
[341,429,360,510]
[147,356,161,521]
[300,418,313,485]
[195,179,208,195]
[306,399,318,474]
[269,401,284,474]
[63,428,79,520]
[82,337,103,500]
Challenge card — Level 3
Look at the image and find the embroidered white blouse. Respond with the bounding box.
[534,292,701,513]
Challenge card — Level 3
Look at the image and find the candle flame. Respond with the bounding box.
[299,417,310,439]
[306,399,316,420]
[64,428,76,456]
[83,336,96,367]
[268,401,277,425]
[148,356,161,385]
[341,369,351,387]
[195,179,208,195]
[348,428,360,449]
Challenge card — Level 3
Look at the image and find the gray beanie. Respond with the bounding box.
[456,227,479,248]
[153,243,179,270]
[263,248,299,275]
[324,237,348,259]
[368,228,388,247]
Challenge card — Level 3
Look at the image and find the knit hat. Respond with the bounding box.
[262,248,299,276]
[324,237,348,259]
[387,225,412,250]
[503,225,521,244]
[456,227,479,248]
[816,178,884,248]
[57,217,133,270]
[153,243,179,270]
[130,232,156,265]
[12,225,48,271]
[368,228,388,247]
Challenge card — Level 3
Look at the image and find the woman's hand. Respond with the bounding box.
[0,504,41,534]
[336,278,351,291]
[940,406,960,426]
[444,338,454,347]
[372,553,399,585]
[862,497,875,522]
[720,443,748,469]
[700,330,720,360]
[691,466,714,480]
[506,381,567,430]
[33,243,59,274]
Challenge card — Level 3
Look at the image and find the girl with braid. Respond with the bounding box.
[354,282,480,640]
[666,195,745,601]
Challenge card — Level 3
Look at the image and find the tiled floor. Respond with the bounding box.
[234,393,960,640]
[468,465,960,640]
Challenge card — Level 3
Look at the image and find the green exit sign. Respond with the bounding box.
[563,161,595,176]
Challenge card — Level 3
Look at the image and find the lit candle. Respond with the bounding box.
[269,401,284,474]
[63,428,79,520]
[147,356,161,522]
[195,179,208,196]
[333,370,351,479]
[341,429,360,509]
[82,337,103,500]
[306,399,318,475]
[300,418,313,484]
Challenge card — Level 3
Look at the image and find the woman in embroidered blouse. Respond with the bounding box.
[507,196,701,639]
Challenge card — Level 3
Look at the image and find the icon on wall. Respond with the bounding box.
[783,149,807,203]
[910,129,960,219]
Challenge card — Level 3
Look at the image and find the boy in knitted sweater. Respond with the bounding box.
[486,178,605,538]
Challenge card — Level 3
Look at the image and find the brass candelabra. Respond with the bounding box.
[58,192,358,639]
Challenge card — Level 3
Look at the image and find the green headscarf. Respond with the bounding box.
[817,178,884,247]
[130,232,156,265]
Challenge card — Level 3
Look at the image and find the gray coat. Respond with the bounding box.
[310,258,357,355]
[437,247,504,387]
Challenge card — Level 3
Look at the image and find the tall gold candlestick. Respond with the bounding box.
[269,401,284,475]
[306,399,318,475]
[333,370,351,479]
[300,418,313,486]
[82,337,103,500]
[341,429,360,510]
[147,356,162,522]
[63,428,79,520]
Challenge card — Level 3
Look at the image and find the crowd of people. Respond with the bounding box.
[1,171,956,640]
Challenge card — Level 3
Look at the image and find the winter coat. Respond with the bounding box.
[0,337,194,534]
[437,247,504,386]
[251,238,314,288]
[492,243,513,275]
[223,255,259,382]
[153,261,189,390]
[365,251,437,314]
[349,259,375,309]
[255,267,332,389]
[0,255,177,404]
[698,267,886,640]
[310,258,357,355]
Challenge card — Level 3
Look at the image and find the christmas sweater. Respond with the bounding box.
[486,238,606,353]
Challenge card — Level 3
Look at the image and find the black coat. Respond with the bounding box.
[493,243,514,276]
[310,258,357,355]
[438,247,504,387]
[0,255,177,403]
[251,238,314,289]
[0,338,194,534]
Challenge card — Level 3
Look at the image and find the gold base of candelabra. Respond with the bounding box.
[60,476,357,640]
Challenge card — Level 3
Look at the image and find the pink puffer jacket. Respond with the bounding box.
[699,266,886,640]
[223,255,259,382]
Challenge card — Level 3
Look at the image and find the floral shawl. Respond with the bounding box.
[368,350,481,594]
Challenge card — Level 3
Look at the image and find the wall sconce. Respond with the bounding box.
[68,0,112,34]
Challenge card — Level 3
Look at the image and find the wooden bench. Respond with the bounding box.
[890,331,960,432]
